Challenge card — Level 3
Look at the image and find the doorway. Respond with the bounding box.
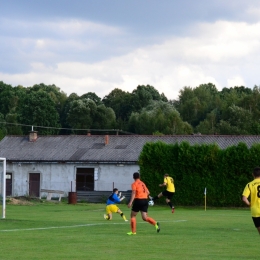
[6,173,12,196]
[29,173,40,197]
[76,168,94,191]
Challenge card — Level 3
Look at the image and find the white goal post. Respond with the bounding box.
[0,157,6,219]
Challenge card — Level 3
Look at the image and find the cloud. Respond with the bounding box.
[1,18,260,100]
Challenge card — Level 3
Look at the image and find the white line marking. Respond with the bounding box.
[0,220,187,232]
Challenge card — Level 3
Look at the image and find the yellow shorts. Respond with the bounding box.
[106,204,119,214]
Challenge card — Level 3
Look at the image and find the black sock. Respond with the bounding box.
[167,202,173,208]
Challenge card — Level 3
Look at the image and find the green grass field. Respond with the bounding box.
[0,201,258,260]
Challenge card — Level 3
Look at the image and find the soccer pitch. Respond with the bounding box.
[0,202,258,260]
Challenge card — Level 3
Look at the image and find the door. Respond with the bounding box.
[29,173,40,197]
[76,168,94,191]
[6,173,12,196]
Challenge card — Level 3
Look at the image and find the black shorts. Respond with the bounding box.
[252,217,260,228]
[132,199,148,213]
[162,190,174,200]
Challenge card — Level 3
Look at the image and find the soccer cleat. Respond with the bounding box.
[125,219,128,222]
[127,232,136,235]
[172,207,175,213]
[155,222,160,233]
[104,214,108,220]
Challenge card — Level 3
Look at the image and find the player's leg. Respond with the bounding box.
[152,192,163,202]
[252,217,260,235]
[141,211,160,233]
[104,205,112,220]
[166,192,175,213]
[257,227,260,235]
[104,212,112,220]
[166,198,173,209]
[140,199,160,233]
[127,210,138,235]
[117,208,128,221]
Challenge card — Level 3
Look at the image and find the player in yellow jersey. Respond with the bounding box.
[242,167,260,235]
[151,173,175,213]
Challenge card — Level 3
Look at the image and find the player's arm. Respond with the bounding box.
[128,190,136,208]
[242,195,250,206]
[120,195,125,201]
[117,192,125,201]
[242,184,251,206]
[113,193,121,203]
[159,182,167,187]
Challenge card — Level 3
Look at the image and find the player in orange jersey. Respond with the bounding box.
[127,172,160,235]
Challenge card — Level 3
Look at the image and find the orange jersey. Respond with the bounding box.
[131,180,149,199]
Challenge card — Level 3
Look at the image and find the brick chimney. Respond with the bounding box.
[105,134,109,145]
[29,126,38,142]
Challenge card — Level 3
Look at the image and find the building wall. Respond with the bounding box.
[0,162,139,197]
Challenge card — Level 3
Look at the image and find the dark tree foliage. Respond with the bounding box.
[139,141,258,207]
[0,80,260,137]
[17,90,61,135]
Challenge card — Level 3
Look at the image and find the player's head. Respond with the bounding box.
[253,167,260,177]
[133,172,140,180]
[164,173,169,177]
[113,188,118,193]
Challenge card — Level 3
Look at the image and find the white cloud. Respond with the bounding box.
[226,76,246,88]
[2,19,260,100]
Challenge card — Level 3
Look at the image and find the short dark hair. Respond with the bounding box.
[253,167,260,177]
[133,172,140,179]
[113,188,118,192]
[164,174,169,177]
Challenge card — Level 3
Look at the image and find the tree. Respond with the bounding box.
[128,101,193,134]
[0,81,16,116]
[131,85,162,112]
[18,90,61,135]
[80,92,102,105]
[217,105,253,135]
[102,88,133,128]
[66,99,116,132]
[30,83,68,119]
[66,99,96,131]
[60,93,79,133]
[0,113,7,140]
[5,113,23,135]
[195,109,218,134]
[174,83,219,127]
[92,105,116,129]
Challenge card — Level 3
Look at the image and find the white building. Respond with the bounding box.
[0,132,260,200]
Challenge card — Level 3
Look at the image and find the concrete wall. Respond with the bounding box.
[0,162,139,197]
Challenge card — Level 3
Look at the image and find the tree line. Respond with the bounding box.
[0,81,260,139]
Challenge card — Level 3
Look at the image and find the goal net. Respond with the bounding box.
[0,158,6,218]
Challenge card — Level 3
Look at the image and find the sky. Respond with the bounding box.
[1,0,260,100]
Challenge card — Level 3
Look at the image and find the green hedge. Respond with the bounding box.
[138,141,260,207]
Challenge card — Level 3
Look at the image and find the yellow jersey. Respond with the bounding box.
[164,176,175,193]
[242,178,260,217]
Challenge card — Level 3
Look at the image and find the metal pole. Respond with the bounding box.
[0,158,6,219]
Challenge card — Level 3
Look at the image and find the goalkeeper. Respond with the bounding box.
[104,188,128,222]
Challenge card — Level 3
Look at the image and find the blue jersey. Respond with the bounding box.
[106,193,121,205]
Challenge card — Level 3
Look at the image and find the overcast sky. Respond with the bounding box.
[1,0,260,100]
